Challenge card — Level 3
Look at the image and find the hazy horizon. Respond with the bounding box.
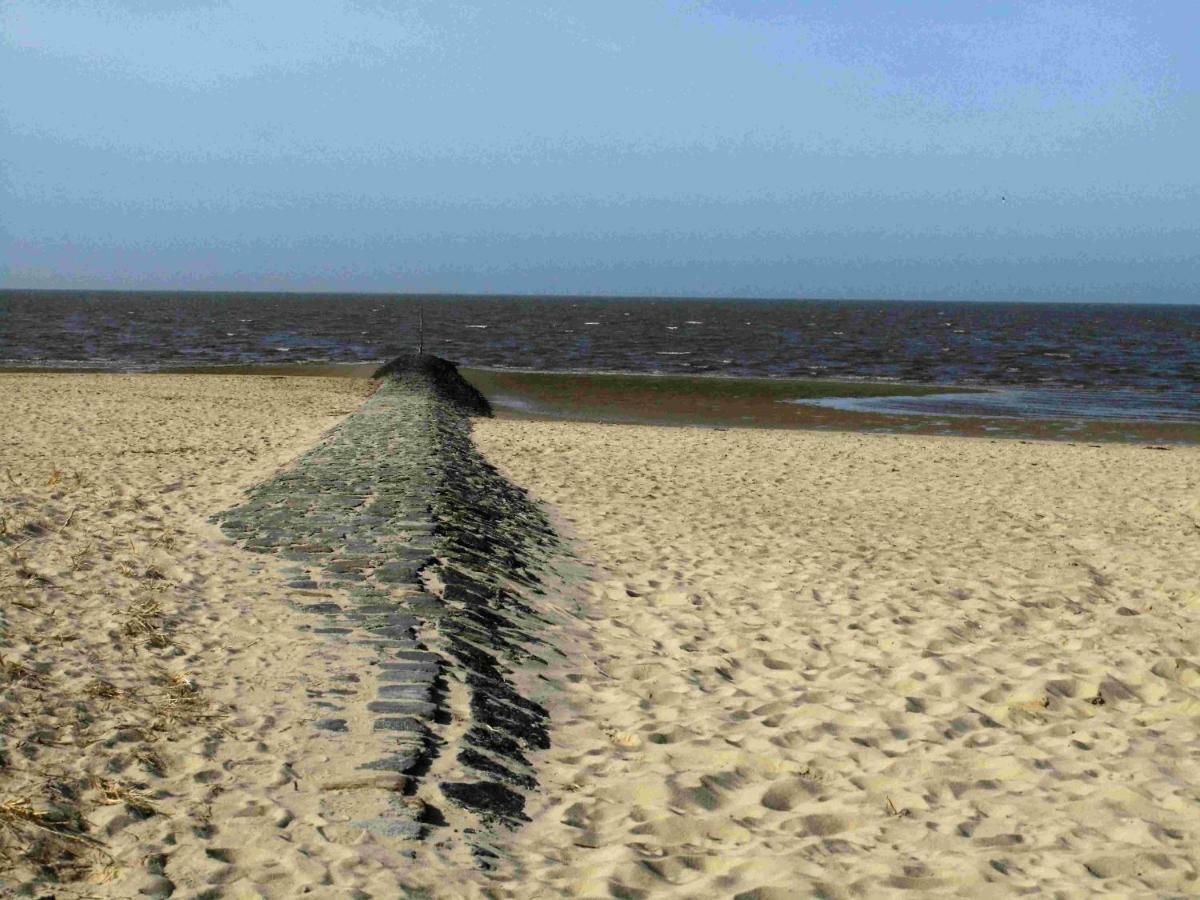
[2,286,1197,307]
[3,2,1197,303]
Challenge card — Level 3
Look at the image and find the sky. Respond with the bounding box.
[1,1,1197,302]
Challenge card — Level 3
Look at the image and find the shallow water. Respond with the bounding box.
[794,387,1200,423]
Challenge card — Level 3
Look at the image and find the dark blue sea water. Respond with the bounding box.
[1,290,1196,422]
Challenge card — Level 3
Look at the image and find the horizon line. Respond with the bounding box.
[1,286,1197,307]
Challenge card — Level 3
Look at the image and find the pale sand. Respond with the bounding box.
[0,374,468,896]
[5,374,1200,898]
[473,420,1200,897]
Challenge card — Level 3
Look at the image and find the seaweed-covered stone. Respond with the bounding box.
[371,353,492,417]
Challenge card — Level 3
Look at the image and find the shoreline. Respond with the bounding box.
[459,368,1200,446]
[4,365,1193,445]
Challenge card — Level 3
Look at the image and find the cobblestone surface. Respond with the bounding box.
[217,358,560,845]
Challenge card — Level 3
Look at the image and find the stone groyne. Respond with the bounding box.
[217,355,561,852]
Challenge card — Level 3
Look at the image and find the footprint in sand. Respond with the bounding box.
[759,776,823,811]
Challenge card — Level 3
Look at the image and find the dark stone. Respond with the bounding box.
[374,563,423,583]
[464,725,530,766]
[405,594,446,615]
[377,673,435,689]
[367,700,437,716]
[371,353,492,417]
[389,547,439,563]
[301,602,343,614]
[393,650,441,664]
[458,748,537,790]
[352,604,400,615]
[366,625,414,639]
[373,717,426,733]
[378,662,439,680]
[359,753,420,773]
[413,802,448,827]
[441,781,528,824]
[465,672,549,718]
[215,368,569,851]
[355,639,419,651]
[377,683,433,701]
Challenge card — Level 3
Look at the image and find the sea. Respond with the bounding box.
[1,290,1197,424]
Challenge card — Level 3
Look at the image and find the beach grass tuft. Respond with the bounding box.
[1,656,44,687]
[0,792,109,884]
[88,777,158,818]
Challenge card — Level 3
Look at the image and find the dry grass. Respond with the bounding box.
[88,777,158,818]
[69,542,95,572]
[150,530,178,551]
[1,656,44,687]
[117,560,169,583]
[134,748,167,779]
[142,564,167,581]
[150,670,224,730]
[8,549,54,586]
[121,597,173,649]
[0,793,109,884]
[83,679,123,700]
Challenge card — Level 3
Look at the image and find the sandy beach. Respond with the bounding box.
[473,419,1200,896]
[0,373,431,896]
[3,373,1199,897]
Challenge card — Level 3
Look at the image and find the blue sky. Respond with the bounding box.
[2,1,1196,301]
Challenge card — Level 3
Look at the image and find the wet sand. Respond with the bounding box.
[461,368,1200,445]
